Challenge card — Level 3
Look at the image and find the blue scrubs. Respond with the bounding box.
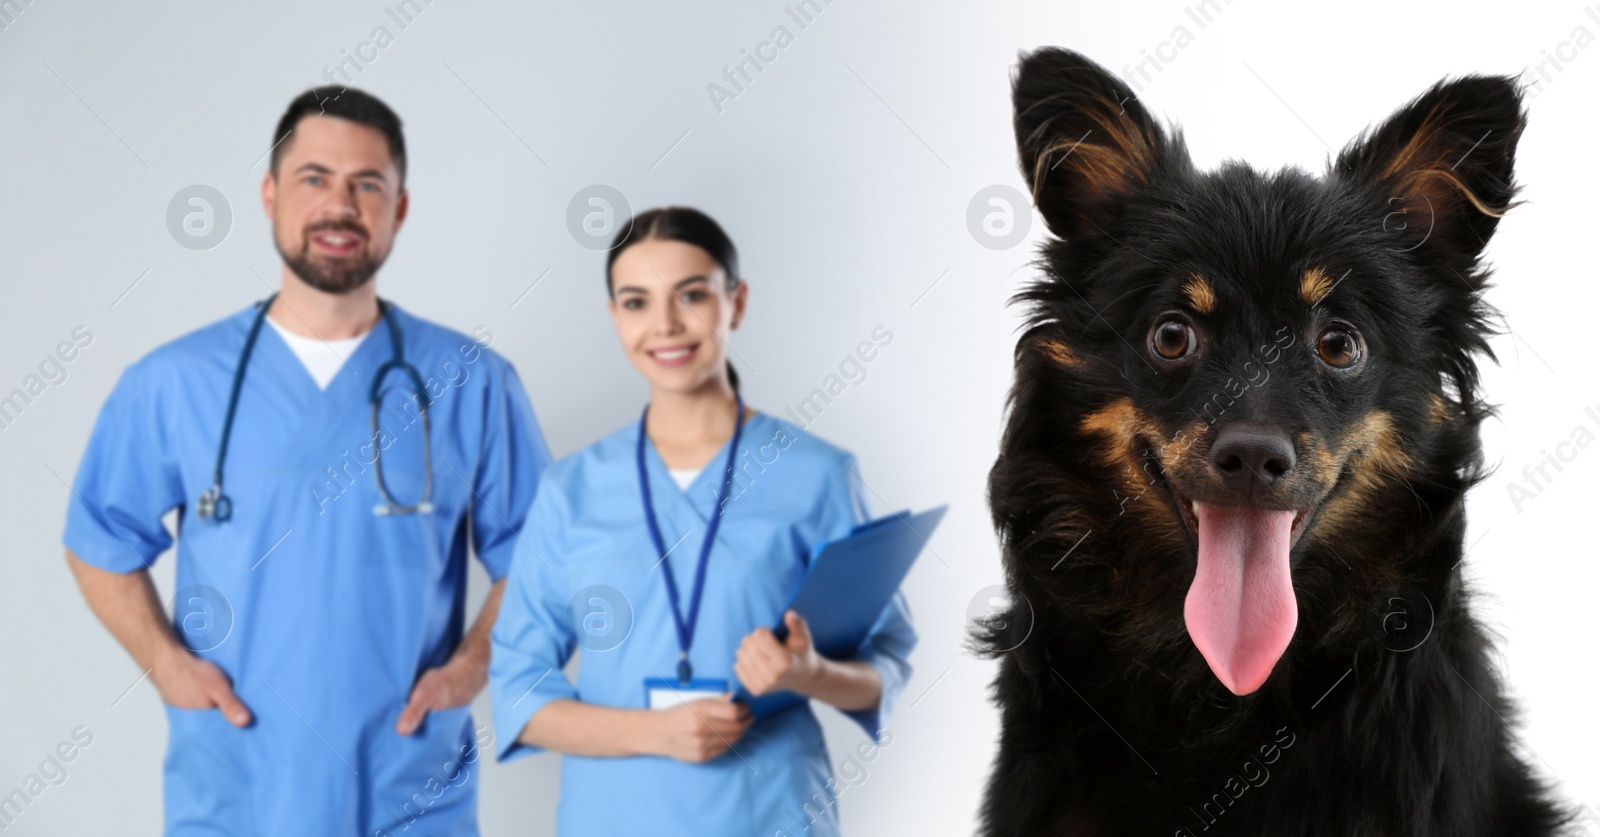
[63,302,550,836]
[489,411,917,836]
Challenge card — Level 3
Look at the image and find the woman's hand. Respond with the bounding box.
[648,695,753,763]
[734,610,821,697]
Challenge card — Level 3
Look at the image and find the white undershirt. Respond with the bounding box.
[265,317,370,390]
[668,467,702,490]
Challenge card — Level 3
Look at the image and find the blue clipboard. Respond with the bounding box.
[735,504,947,717]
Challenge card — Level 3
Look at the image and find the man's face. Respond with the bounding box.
[262,115,407,294]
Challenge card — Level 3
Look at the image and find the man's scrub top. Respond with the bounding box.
[63,301,551,836]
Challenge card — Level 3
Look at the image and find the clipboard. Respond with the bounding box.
[735,505,947,717]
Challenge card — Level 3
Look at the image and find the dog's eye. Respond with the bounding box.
[1150,318,1196,360]
[1317,327,1361,368]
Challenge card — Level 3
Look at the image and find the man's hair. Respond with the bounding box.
[269,87,407,185]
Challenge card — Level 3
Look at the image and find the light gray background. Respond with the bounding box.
[2,0,1595,833]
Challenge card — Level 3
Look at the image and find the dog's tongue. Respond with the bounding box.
[1184,502,1298,696]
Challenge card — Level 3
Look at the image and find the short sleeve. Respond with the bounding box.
[471,358,552,581]
[62,363,184,572]
[488,471,580,762]
[827,454,918,743]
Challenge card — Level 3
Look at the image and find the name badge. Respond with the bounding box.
[644,677,730,709]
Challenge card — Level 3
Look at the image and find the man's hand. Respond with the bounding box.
[647,696,752,763]
[66,552,253,728]
[734,610,821,697]
[396,652,486,736]
[397,578,505,736]
[151,645,252,727]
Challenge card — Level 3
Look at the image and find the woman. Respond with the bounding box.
[489,207,916,836]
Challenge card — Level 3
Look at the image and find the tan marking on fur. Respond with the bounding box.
[1308,411,1414,543]
[1079,399,1147,457]
[1301,267,1335,305]
[1152,419,1209,475]
[1032,94,1156,203]
[1380,104,1508,218]
[1036,338,1078,367]
[1399,168,1507,217]
[1080,400,1159,485]
[1182,274,1216,314]
[1427,394,1453,426]
[1344,411,1413,480]
[1078,400,1190,537]
[1300,435,1343,488]
[1379,105,1445,182]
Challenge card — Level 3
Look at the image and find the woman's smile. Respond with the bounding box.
[646,343,700,367]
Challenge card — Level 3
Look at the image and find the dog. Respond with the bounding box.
[976,48,1570,835]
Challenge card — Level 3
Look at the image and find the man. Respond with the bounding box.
[63,87,549,835]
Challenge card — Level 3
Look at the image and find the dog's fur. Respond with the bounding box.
[977,49,1570,835]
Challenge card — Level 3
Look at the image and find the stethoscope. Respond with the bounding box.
[195,293,434,522]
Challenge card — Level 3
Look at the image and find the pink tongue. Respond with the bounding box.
[1184,502,1298,696]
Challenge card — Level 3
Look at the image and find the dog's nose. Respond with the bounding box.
[1211,423,1297,493]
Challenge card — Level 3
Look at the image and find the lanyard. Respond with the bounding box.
[636,393,746,684]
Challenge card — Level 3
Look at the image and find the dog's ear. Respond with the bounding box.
[1012,48,1173,240]
[1335,76,1525,258]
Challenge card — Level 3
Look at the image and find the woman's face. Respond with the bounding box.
[608,237,747,394]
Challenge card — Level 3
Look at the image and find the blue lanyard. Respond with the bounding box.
[636,393,746,684]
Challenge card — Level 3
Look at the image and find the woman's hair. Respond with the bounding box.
[606,206,742,390]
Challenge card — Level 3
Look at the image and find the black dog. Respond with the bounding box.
[977,48,1570,835]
